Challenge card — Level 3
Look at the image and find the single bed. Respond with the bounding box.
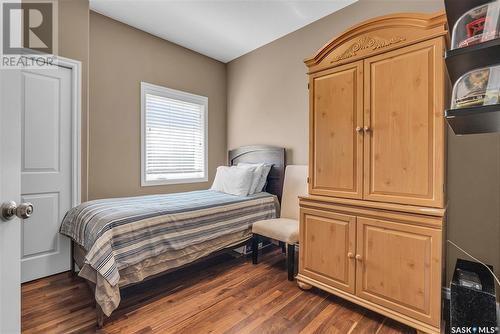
[60,145,285,327]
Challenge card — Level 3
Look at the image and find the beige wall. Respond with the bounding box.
[227,0,500,286]
[447,133,500,287]
[57,0,90,201]
[227,0,445,164]
[88,12,227,200]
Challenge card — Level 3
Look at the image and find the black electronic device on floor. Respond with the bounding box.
[450,259,498,332]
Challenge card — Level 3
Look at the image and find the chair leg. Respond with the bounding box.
[279,241,286,253]
[252,234,259,264]
[287,243,295,281]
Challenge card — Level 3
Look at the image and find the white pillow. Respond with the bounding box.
[210,166,255,196]
[238,163,272,194]
[237,163,263,194]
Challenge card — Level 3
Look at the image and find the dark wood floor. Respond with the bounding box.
[22,248,415,334]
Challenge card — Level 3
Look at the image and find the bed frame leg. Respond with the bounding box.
[252,234,259,264]
[96,304,105,329]
[287,243,295,281]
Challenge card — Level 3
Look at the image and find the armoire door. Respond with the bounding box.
[299,208,356,294]
[355,216,441,327]
[363,38,445,207]
[309,61,363,199]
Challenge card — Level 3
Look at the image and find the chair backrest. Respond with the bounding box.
[280,165,308,220]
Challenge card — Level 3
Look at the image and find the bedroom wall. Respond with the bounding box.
[227,0,500,290]
[227,0,445,164]
[88,12,227,199]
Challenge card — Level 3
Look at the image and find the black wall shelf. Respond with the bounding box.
[444,0,500,135]
[445,38,500,84]
[445,0,493,31]
[446,104,500,135]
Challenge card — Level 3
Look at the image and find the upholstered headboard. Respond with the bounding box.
[228,145,286,202]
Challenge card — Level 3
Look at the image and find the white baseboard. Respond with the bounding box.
[442,287,451,300]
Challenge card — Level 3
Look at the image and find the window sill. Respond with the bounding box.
[141,176,208,187]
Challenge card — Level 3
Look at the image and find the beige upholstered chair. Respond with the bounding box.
[251,165,308,280]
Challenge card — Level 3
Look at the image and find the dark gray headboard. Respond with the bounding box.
[228,145,286,202]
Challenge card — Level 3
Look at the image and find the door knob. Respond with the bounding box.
[1,201,34,221]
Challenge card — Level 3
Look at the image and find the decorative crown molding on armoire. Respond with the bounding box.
[297,12,448,334]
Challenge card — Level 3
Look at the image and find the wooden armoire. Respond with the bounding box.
[297,12,447,334]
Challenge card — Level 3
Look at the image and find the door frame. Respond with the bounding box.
[1,57,81,331]
[20,56,82,282]
[57,56,82,208]
[1,68,23,334]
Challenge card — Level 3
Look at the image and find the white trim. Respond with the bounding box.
[140,82,208,187]
[55,56,82,207]
[442,287,451,300]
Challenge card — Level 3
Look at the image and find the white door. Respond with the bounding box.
[0,69,22,333]
[20,66,73,282]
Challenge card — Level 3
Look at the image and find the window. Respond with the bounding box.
[141,82,208,186]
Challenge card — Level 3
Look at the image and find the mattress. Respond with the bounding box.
[60,189,278,315]
[74,229,253,316]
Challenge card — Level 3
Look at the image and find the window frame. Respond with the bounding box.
[140,82,208,187]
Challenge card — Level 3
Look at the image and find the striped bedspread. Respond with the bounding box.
[60,190,277,286]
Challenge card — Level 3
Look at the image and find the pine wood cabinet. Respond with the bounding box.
[309,39,445,208]
[299,12,447,334]
[298,200,444,333]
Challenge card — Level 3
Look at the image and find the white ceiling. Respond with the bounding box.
[89,0,357,63]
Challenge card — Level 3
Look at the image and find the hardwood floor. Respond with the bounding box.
[22,248,415,334]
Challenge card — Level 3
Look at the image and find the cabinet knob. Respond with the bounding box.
[355,126,362,133]
[355,254,363,261]
[347,252,354,259]
[363,126,371,133]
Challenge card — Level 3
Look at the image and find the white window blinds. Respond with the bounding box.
[141,83,208,186]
